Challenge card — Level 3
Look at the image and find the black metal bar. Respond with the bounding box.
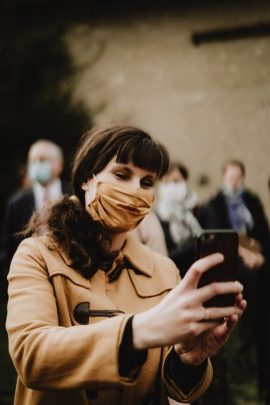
[192,21,270,46]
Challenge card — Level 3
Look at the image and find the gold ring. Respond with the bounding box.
[205,308,210,321]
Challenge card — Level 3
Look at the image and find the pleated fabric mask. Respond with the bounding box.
[86,180,154,232]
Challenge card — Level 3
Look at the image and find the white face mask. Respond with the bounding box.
[28,161,52,184]
[158,181,188,203]
[223,183,244,197]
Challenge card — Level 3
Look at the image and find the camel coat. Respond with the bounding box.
[6,234,212,405]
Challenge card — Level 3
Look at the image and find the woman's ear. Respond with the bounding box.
[81,182,88,191]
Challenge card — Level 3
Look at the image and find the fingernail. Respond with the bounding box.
[235,281,243,290]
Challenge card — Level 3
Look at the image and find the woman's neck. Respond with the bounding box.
[110,232,127,252]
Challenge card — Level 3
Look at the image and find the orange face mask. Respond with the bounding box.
[86,180,154,232]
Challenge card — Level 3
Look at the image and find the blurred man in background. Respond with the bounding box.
[197,159,270,399]
[0,139,71,299]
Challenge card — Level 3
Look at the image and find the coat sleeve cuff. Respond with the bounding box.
[118,315,148,382]
[162,346,213,403]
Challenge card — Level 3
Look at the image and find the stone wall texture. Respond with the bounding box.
[64,1,270,218]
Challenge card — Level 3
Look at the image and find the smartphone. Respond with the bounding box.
[197,230,239,307]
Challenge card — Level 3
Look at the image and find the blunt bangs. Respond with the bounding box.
[115,135,169,179]
[72,126,170,201]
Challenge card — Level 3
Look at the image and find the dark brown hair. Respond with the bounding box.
[72,125,169,202]
[23,125,169,277]
[222,159,246,176]
[167,162,189,181]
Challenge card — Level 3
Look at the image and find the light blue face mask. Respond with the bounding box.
[27,161,52,184]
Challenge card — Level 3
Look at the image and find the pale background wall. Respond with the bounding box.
[64,1,270,219]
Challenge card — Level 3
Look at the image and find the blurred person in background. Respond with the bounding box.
[197,159,270,400]
[155,162,238,405]
[130,210,168,256]
[154,162,202,277]
[0,139,71,299]
[6,125,246,405]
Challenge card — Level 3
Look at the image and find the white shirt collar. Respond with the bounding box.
[33,178,63,210]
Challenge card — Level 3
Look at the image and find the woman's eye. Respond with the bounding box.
[141,179,154,188]
[114,172,129,180]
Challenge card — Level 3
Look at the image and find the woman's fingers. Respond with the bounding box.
[199,304,243,322]
[235,295,247,313]
[195,280,243,308]
[180,253,244,309]
[183,253,225,289]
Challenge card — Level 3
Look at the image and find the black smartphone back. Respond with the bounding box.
[197,230,239,307]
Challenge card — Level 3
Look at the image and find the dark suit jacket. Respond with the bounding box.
[197,189,270,261]
[0,180,71,278]
[198,189,270,395]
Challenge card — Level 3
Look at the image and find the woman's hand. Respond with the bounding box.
[132,253,246,365]
[174,294,245,366]
[238,245,265,270]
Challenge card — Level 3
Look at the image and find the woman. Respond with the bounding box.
[6,126,246,405]
[154,162,202,277]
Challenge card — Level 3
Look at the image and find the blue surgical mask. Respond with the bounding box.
[27,161,52,184]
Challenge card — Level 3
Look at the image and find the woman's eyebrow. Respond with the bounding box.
[142,173,157,182]
[149,175,157,182]
[112,164,132,171]
[113,164,157,179]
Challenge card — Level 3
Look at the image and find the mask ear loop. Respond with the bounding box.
[83,175,98,202]
[91,174,99,189]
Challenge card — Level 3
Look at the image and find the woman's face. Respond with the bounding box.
[82,157,157,204]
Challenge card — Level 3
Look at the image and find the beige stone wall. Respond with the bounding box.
[65,2,270,219]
